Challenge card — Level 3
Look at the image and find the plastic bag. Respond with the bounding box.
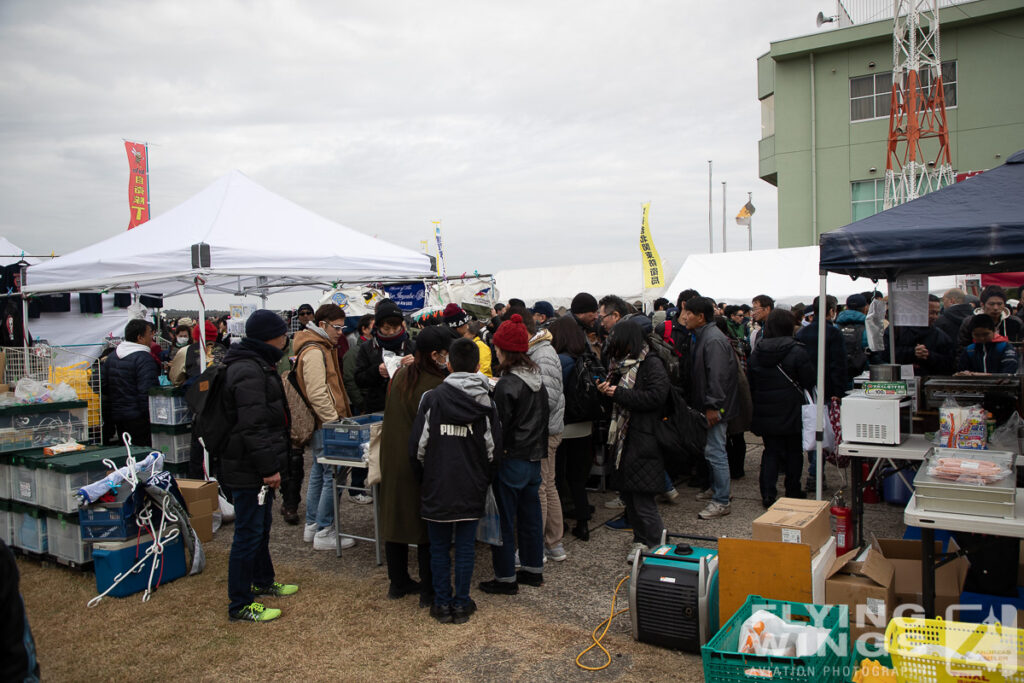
[49,381,78,402]
[475,486,502,546]
[738,609,831,658]
[14,377,50,403]
[927,455,1012,485]
[938,398,987,450]
[989,411,1022,450]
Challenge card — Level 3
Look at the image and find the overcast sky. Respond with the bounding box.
[0,0,832,296]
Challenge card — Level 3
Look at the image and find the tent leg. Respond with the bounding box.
[816,272,827,502]
[887,279,896,365]
[20,263,29,376]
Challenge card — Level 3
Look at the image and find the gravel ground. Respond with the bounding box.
[256,437,907,680]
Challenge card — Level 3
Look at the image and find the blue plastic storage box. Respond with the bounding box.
[92,533,186,597]
[79,488,140,541]
[321,414,383,460]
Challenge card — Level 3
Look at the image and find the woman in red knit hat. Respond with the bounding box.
[478,314,550,595]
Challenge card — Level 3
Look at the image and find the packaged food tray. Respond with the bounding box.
[885,616,1024,682]
[914,448,1016,518]
[701,594,849,683]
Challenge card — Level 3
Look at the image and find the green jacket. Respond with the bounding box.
[342,340,366,414]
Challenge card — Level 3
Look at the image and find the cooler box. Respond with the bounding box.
[0,400,88,452]
[148,386,190,426]
[321,413,383,460]
[12,503,47,553]
[92,532,186,597]
[150,424,191,464]
[48,512,92,565]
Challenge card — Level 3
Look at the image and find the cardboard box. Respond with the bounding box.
[826,546,896,640]
[176,479,219,542]
[811,536,837,604]
[872,537,969,618]
[752,498,831,553]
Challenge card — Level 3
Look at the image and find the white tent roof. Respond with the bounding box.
[493,260,671,310]
[664,246,958,305]
[25,170,432,296]
[0,237,40,265]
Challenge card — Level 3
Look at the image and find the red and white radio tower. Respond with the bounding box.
[884,0,954,209]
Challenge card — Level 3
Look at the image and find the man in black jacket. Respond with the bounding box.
[883,295,956,376]
[934,288,974,352]
[222,310,298,623]
[101,319,159,446]
[354,300,415,413]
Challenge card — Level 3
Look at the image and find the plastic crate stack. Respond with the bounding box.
[147,386,191,477]
[0,444,149,567]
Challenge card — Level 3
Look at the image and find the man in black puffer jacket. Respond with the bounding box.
[354,300,415,413]
[101,319,159,446]
[221,310,297,623]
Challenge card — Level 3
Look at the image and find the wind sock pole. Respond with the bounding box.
[707,161,713,253]
[747,192,753,251]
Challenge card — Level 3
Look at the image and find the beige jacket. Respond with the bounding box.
[293,329,351,425]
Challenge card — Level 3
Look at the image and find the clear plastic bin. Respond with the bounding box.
[0,402,89,452]
[0,504,11,545]
[151,427,191,464]
[148,394,191,426]
[13,465,38,504]
[48,514,91,565]
[37,468,93,514]
[0,458,11,499]
[14,507,47,553]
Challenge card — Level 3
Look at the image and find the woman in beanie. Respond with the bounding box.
[379,325,452,605]
[354,300,415,414]
[479,314,550,595]
[597,320,670,563]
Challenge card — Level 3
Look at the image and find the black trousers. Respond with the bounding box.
[759,433,804,502]
[280,447,305,511]
[114,416,151,448]
[384,541,433,599]
[556,434,593,522]
[727,432,746,478]
[621,491,664,548]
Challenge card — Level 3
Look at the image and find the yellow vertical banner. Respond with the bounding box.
[639,202,664,289]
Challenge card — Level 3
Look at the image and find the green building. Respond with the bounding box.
[757,0,1024,247]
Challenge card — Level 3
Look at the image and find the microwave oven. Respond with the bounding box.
[840,394,912,445]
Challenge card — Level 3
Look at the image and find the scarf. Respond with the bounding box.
[606,344,649,470]
[374,327,409,353]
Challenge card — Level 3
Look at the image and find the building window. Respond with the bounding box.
[850,61,957,122]
[761,94,774,138]
[851,179,885,220]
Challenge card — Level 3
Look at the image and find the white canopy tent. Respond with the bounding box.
[24,170,433,298]
[493,260,672,310]
[664,246,958,305]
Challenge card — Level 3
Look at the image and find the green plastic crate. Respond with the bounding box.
[701,595,850,683]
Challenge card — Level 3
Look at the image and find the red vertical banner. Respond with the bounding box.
[125,141,150,229]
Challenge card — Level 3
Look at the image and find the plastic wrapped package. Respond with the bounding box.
[938,399,987,450]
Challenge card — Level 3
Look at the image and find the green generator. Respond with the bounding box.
[629,532,719,653]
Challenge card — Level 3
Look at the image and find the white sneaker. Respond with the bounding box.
[303,522,318,542]
[626,542,648,563]
[544,544,567,562]
[604,496,626,509]
[698,501,732,520]
[313,527,355,551]
[658,487,680,504]
[350,493,373,505]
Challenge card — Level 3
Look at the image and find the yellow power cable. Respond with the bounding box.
[576,575,631,671]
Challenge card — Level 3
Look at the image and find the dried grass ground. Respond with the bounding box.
[18,441,905,682]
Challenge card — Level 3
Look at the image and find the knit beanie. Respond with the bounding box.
[443,303,471,329]
[493,313,529,353]
[845,294,867,310]
[192,320,218,342]
[245,310,288,341]
[414,324,453,354]
[532,300,555,319]
[375,300,404,326]
[570,292,598,315]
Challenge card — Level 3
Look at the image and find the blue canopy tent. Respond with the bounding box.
[809,149,1024,501]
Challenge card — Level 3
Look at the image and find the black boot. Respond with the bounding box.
[571,521,590,542]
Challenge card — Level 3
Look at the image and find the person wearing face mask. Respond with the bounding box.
[354,300,416,413]
[167,325,193,360]
[293,304,354,548]
[221,309,297,622]
[379,325,451,606]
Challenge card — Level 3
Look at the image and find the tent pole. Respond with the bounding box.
[887,279,896,364]
[816,271,827,502]
[20,263,29,376]
[197,277,207,372]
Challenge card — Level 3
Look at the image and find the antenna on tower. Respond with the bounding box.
[883,0,954,210]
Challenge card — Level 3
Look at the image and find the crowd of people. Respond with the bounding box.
[94,281,1024,624]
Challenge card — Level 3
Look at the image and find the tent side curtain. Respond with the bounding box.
[819,150,1024,279]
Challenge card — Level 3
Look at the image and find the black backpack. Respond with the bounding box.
[563,352,607,423]
[655,384,707,469]
[184,363,233,466]
[839,322,868,378]
[647,321,689,388]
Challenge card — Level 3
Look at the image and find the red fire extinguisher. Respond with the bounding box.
[831,492,853,556]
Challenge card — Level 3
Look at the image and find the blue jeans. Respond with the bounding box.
[427,520,479,607]
[704,420,731,505]
[491,459,543,580]
[305,432,334,529]
[228,488,274,612]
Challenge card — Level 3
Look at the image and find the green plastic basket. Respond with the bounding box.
[701,595,850,683]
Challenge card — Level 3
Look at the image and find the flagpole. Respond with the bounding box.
[747,192,753,251]
[707,161,713,253]
[722,181,727,253]
[145,142,151,217]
